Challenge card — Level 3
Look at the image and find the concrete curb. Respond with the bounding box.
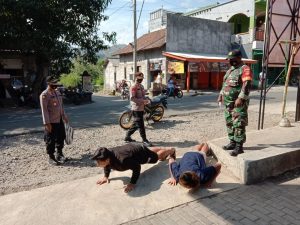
[208,122,300,184]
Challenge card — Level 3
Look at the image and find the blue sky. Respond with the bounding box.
[100,0,228,45]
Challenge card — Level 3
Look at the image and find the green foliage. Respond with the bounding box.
[59,58,105,88]
[0,0,116,75]
[60,72,81,88]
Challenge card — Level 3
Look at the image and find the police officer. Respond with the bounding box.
[217,50,253,156]
[40,76,69,165]
[124,72,152,147]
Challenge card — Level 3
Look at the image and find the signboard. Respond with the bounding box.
[167,61,184,74]
[82,76,93,92]
[211,62,219,72]
[188,63,199,72]
[149,63,161,71]
[219,62,230,72]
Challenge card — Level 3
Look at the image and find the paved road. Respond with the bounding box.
[0,86,297,136]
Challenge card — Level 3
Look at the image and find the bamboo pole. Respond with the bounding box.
[279,41,300,127]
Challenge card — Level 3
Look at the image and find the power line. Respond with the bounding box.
[137,0,145,30]
[107,1,131,17]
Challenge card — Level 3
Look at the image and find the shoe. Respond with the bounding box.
[230,143,244,157]
[124,137,136,143]
[143,140,153,147]
[49,155,61,165]
[56,154,66,163]
[222,140,236,150]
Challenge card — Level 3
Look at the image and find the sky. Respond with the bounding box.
[99,0,229,45]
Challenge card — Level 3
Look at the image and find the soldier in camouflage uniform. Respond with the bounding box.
[217,50,253,156]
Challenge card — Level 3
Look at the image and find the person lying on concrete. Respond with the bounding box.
[91,143,176,193]
[168,143,221,190]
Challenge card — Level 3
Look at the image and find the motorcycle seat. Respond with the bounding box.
[150,95,166,106]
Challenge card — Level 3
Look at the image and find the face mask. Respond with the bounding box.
[229,59,238,67]
[137,79,143,83]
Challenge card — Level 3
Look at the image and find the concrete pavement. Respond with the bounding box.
[0,153,239,225]
[0,123,300,225]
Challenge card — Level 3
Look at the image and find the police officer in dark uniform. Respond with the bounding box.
[124,72,152,147]
[40,76,69,165]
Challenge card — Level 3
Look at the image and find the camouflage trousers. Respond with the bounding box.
[224,101,249,144]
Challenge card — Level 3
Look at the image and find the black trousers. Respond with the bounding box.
[44,120,66,156]
[126,111,147,141]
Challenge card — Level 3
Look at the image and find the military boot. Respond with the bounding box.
[230,142,244,157]
[222,140,236,150]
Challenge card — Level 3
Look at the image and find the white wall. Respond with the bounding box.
[186,0,254,23]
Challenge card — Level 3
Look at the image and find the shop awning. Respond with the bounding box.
[163,51,257,64]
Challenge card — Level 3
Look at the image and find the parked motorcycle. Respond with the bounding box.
[11,79,38,108]
[119,95,168,129]
[162,86,183,98]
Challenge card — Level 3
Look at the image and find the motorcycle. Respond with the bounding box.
[11,79,38,108]
[119,94,168,129]
[162,86,183,98]
[120,86,130,100]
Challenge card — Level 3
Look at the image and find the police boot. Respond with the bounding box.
[230,142,244,157]
[56,149,67,163]
[222,140,236,150]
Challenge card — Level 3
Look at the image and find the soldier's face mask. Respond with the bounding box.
[229,59,238,67]
[50,85,58,89]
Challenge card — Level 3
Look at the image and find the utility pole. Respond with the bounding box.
[279,40,300,127]
[133,0,137,75]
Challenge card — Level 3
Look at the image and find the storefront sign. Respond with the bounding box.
[188,63,199,72]
[168,61,184,74]
[149,63,161,71]
[211,62,219,72]
[219,62,230,72]
[199,62,210,72]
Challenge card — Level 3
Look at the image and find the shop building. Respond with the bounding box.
[107,12,257,92]
[184,0,267,87]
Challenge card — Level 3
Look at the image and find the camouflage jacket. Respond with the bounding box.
[220,64,252,104]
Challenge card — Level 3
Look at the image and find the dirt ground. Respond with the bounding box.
[0,109,295,196]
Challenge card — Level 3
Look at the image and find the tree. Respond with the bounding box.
[0,0,115,96]
[59,58,105,89]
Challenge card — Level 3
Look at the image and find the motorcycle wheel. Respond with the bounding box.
[119,111,133,129]
[177,90,183,98]
[152,105,164,122]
